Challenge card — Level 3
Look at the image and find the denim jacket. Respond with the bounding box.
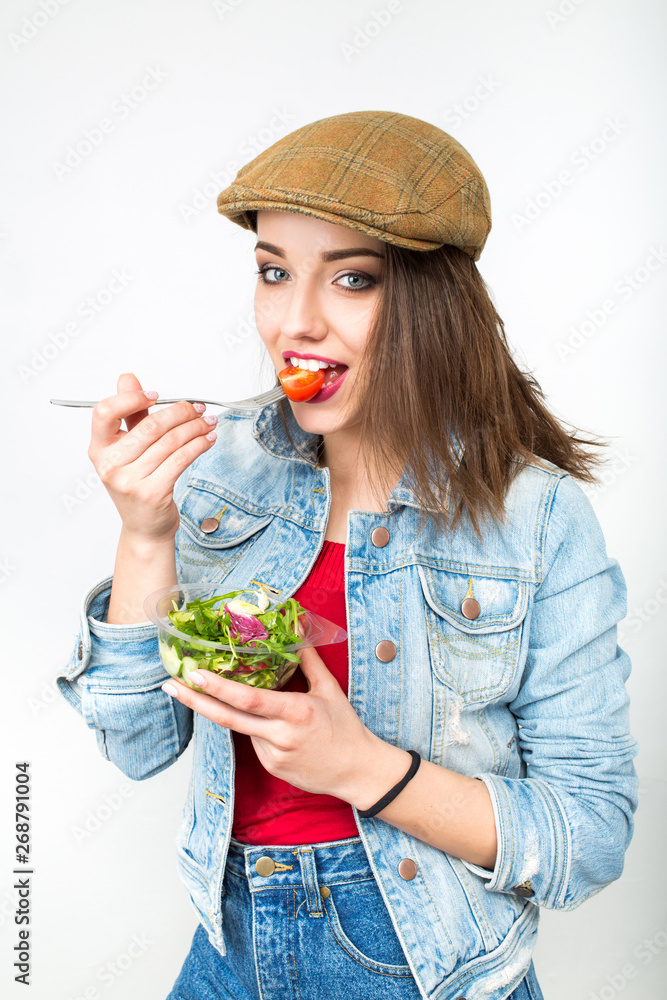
[57,401,638,1000]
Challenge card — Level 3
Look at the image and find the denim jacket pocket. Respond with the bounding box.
[176,482,274,580]
[418,565,529,704]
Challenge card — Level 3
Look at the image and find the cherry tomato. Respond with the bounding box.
[278,365,325,402]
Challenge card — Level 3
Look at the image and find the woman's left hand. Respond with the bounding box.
[161,645,374,800]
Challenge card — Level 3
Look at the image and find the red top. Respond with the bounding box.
[231,541,359,844]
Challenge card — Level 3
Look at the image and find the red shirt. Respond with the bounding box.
[231,541,359,844]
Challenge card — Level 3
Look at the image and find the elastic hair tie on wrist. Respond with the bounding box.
[357,750,421,819]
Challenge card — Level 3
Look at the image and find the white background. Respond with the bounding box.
[1,0,666,997]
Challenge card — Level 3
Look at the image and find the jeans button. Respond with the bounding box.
[461,597,481,619]
[513,882,535,898]
[200,518,219,533]
[255,856,276,877]
[375,640,396,662]
[371,526,390,547]
[398,858,417,880]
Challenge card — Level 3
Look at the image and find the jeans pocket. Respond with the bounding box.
[323,876,413,977]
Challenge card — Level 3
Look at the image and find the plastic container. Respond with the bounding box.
[144,585,347,691]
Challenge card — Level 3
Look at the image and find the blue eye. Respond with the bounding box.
[338,273,372,290]
[255,267,376,293]
[256,266,288,284]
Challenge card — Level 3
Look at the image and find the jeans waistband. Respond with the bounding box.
[226,835,371,905]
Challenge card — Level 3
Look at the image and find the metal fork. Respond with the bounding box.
[50,384,286,411]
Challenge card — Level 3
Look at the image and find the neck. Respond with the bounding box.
[319,428,402,503]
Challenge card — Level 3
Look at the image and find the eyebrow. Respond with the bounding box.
[254,240,385,262]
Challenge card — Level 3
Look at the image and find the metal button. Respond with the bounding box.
[371,526,390,547]
[320,886,331,899]
[398,858,418,880]
[200,517,219,534]
[255,856,276,877]
[77,641,84,660]
[513,883,535,898]
[375,640,397,662]
[461,597,481,620]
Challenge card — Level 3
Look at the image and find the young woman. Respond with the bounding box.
[58,111,638,1000]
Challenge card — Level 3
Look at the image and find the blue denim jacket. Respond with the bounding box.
[57,401,638,1000]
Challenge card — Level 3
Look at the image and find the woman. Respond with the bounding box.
[58,111,638,1000]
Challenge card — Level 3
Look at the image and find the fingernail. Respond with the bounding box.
[162,682,179,697]
[206,431,218,442]
[188,671,205,686]
[144,391,159,400]
[193,402,206,413]
[204,414,218,425]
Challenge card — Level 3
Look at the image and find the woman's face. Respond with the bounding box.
[254,210,386,439]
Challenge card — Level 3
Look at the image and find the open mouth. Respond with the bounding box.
[304,365,349,404]
[318,363,348,389]
[286,357,348,380]
[281,354,349,403]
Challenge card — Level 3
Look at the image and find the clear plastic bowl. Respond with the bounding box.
[144,585,347,691]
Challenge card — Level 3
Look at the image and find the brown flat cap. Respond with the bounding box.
[216,110,491,259]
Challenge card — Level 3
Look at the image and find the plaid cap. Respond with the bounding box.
[216,110,491,259]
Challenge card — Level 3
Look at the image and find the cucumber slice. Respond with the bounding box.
[159,637,182,677]
[181,656,206,692]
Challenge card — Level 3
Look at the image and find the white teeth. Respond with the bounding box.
[290,357,342,370]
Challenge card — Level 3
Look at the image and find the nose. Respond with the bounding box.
[276,274,328,343]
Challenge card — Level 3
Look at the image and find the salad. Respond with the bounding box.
[159,587,307,691]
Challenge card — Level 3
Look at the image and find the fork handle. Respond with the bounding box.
[50,397,223,408]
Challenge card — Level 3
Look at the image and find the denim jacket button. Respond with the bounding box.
[398,858,418,880]
[200,518,219,533]
[461,597,481,619]
[512,882,535,898]
[77,641,84,660]
[375,640,397,662]
[255,856,276,877]
[371,526,390,547]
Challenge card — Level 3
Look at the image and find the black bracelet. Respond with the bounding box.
[357,750,421,819]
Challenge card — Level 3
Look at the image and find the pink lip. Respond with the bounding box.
[281,350,346,366]
[304,368,349,404]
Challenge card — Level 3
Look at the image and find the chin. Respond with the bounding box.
[288,401,348,437]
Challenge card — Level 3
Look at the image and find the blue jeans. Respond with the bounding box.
[167,835,544,1000]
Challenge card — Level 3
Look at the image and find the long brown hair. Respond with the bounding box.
[277,241,609,540]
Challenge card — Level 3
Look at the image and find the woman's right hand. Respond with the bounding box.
[88,371,218,542]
